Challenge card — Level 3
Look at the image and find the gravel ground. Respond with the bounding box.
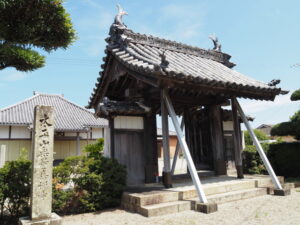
[62,188,300,225]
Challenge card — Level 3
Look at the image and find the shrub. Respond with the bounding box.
[0,157,31,219]
[53,138,127,215]
[242,144,269,174]
[268,142,300,178]
[244,129,268,145]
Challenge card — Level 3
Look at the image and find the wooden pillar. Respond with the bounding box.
[161,91,172,188]
[76,132,81,156]
[208,104,227,175]
[109,118,115,159]
[231,98,244,178]
[144,113,158,183]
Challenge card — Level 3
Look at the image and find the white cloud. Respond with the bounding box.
[0,71,28,82]
[239,94,292,114]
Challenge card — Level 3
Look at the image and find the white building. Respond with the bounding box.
[0,93,108,164]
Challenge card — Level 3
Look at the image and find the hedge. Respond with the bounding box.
[267,142,300,178]
[242,144,269,174]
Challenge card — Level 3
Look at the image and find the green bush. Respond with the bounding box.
[0,157,31,220]
[291,89,300,101]
[271,110,300,140]
[242,144,269,174]
[53,138,127,215]
[268,142,300,178]
[244,129,268,145]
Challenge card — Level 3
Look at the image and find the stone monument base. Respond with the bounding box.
[19,213,62,225]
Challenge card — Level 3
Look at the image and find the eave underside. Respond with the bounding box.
[91,58,280,116]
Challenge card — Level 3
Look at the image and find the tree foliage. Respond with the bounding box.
[291,89,300,101]
[0,0,76,71]
[271,110,300,140]
[244,129,268,145]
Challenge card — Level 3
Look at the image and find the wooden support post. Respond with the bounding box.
[161,90,172,188]
[163,89,208,203]
[144,114,159,183]
[208,104,227,176]
[234,98,282,190]
[109,118,115,159]
[171,119,184,175]
[231,98,244,178]
[76,132,81,156]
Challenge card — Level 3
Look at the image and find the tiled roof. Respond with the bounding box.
[88,25,285,108]
[0,93,108,131]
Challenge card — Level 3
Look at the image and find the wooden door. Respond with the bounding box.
[114,131,145,186]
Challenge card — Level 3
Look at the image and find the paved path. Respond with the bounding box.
[62,188,300,225]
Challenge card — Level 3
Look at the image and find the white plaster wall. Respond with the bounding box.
[10,126,31,139]
[64,132,77,137]
[223,121,234,131]
[114,116,144,129]
[92,128,103,139]
[0,126,9,139]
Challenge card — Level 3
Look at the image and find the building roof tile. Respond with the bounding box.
[0,93,108,131]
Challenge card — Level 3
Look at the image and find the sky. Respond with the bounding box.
[0,0,299,129]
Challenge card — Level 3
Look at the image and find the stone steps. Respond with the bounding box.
[179,179,256,199]
[137,201,191,217]
[190,188,267,209]
[121,176,284,217]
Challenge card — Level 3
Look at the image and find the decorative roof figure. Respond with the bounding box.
[107,4,129,46]
[159,51,169,69]
[268,79,281,86]
[209,34,222,52]
[114,4,128,28]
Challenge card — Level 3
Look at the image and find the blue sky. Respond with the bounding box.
[0,0,299,128]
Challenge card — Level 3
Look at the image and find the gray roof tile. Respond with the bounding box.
[88,27,284,107]
[0,93,108,131]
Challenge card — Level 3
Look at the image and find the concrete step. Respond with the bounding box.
[179,179,256,200]
[137,200,191,217]
[254,176,284,188]
[189,188,267,209]
[122,190,179,208]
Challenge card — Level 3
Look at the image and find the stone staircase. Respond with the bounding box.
[121,176,285,217]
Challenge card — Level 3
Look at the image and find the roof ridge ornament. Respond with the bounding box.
[159,51,169,69]
[268,79,281,86]
[107,4,129,46]
[114,4,128,28]
[209,34,222,52]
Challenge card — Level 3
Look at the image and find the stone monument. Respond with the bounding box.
[0,145,6,168]
[19,106,61,225]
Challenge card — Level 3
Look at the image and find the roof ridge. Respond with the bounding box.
[55,95,96,115]
[109,27,235,68]
[0,93,94,116]
[0,94,39,112]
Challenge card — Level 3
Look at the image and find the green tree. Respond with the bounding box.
[271,110,300,140]
[291,89,300,101]
[244,129,268,145]
[0,0,76,71]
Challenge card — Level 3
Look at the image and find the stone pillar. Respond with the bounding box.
[0,145,6,168]
[19,105,61,225]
